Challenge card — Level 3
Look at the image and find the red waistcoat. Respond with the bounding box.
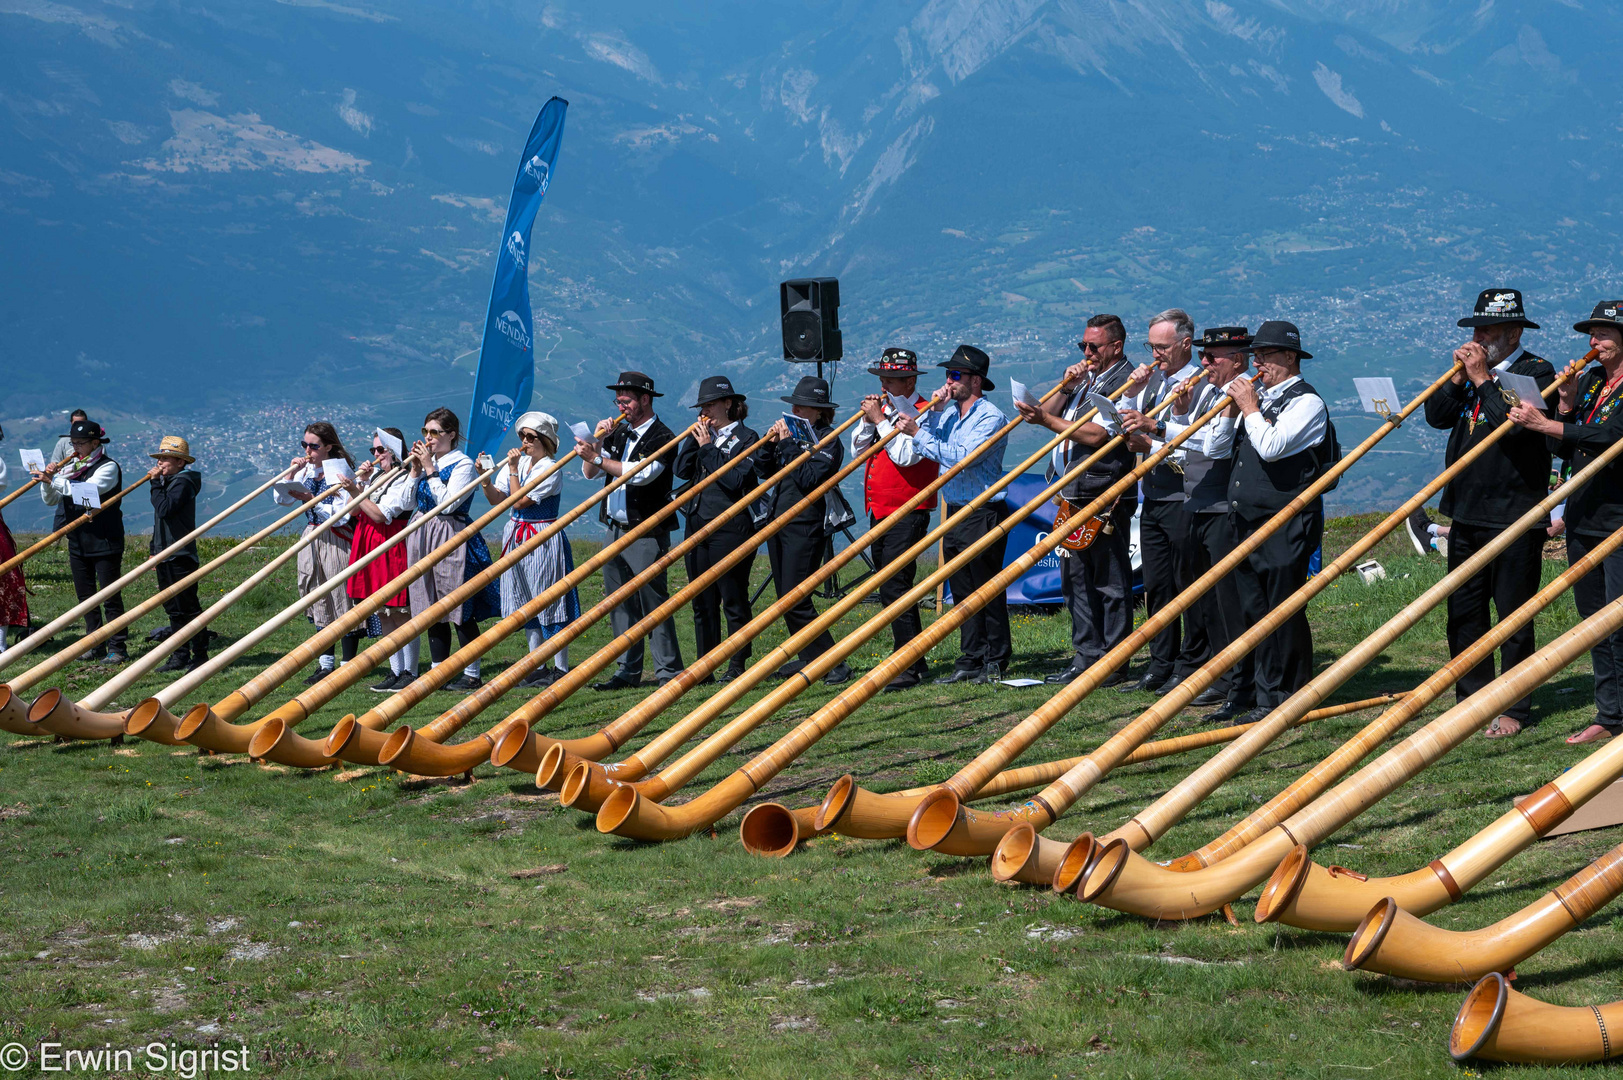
[863,397,940,518]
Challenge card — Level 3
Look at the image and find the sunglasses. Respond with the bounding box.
[371,445,389,455]
[945,370,966,381]
[519,431,542,442]
[1080,341,1114,353]
[301,440,324,451]
[421,427,447,437]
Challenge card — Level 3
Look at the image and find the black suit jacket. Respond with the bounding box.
[674,424,762,537]
[1424,351,1555,528]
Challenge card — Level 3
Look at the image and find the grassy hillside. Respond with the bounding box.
[0,514,1617,1078]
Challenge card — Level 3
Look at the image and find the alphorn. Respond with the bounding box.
[812,365,1460,859]
[0,473,151,578]
[744,692,1408,857]
[103,459,527,746]
[997,367,1580,885]
[1346,840,1623,983]
[13,468,406,740]
[273,415,869,771]
[1079,405,1620,913]
[1080,586,1623,921]
[596,383,1233,842]
[531,375,1127,800]
[563,382,1190,817]
[0,474,44,513]
[1452,971,1623,1065]
[0,470,286,672]
[151,427,667,757]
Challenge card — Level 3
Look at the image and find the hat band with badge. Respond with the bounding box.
[605,370,662,397]
[1574,301,1623,336]
[150,435,195,464]
[1459,288,1539,330]
[868,347,921,378]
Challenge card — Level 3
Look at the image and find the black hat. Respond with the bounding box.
[1248,321,1312,361]
[867,347,921,378]
[67,419,108,444]
[1459,289,1539,330]
[605,370,662,397]
[937,344,995,391]
[1193,326,1252,350]
[691,375,744,407]
[1573,300,1623,336]
[780,376,839,409]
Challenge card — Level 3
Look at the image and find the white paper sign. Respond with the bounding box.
[69,482,101,509]
[1085,392,1124,433]
[374,427,403,459]
[1353,377,1400,415]
[1009,379,1041,408]
[569,421,595,444]
[1496,371,1548,412]
[884,392,918,421]
[18,449,45,472]
[321,458,354,485]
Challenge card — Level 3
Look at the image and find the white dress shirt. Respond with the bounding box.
[852,397,924,467]
[1240,375,1328,461]
[41,454,120,506]
[606,415,665,526]
[372,471,416,523]
[271,462,350,527]
[493,454,563,503]
[1171,381,1237,459]
[424,448,479,516]
[1132,362,1205,461]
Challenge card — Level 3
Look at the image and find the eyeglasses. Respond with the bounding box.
[301,440,324,451]
[371,445,389,455]
[421,427,446,437]
[1142,341,1179,354]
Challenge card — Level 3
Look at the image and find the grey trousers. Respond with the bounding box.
[603,525,684,681]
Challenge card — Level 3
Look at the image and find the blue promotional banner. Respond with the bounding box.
[465,96,568,460]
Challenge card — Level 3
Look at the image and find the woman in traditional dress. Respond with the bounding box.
[403,407,499,691]
[0,426,30,652]
[479,410,578,688]
[271,420,356,684]
[336,427,420,693]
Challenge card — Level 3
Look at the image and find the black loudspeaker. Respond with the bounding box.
[780,277,842,363]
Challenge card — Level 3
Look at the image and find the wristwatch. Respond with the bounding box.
[1153,420,1167,439]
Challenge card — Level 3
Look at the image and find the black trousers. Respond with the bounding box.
[684,525,756,666]
[1231,503,1322,707]
[944,502,1011,672]
[1187,510,1256,707]
[68,547,126,649]
[1139,499,1203,679]
[1568,530,1623,731]
[1061,498,1135,668]
[1447,523,1545,724]
[154,556,202,631]
[768,523,836,663]
[869,510,931,666]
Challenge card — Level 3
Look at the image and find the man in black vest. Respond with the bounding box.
[1116,308,1207,696]
[1226,321,1331,717]
[1015,314,1141,685]
[674,375,761,684]
[1421,289,1554,738]
[576,371,684,689]
[37,420,127,663]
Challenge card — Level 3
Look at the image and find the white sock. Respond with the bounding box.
[463,659,481,679]
[526,629,543,652]
[402,639,420,675]
[319,653,335,671]
[554,645,569,672]
[1426,524,1441,537]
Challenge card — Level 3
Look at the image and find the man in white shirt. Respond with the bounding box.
[1225,321,1334,717]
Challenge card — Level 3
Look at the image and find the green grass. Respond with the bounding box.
[1,515,1620,1078]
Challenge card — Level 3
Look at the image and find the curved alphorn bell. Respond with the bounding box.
[532,375,1121,802]
[594,384,1232,842]
[16,470,405,740]
[1346,841,1623,983]
[0,472,151,578]
[1451,971,1623,1065]
[992,365,1583,884]
[1081,586,1623,922]
[0,471,287,672]
[280,415,869,770]
[813,365,1459,859]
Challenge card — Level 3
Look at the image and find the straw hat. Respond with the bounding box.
[149,435,195,464]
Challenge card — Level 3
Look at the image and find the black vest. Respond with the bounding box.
[1228,381,1329,517]
[56,457,125,558]
[596,418,678,532]
[1054,385,1135,503]
[1138,368,1199,502]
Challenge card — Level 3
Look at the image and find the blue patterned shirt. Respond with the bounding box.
[910,395,1008,507]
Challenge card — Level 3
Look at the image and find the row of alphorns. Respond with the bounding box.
[1,356,1620,1064]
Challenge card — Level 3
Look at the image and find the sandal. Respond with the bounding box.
[1566,723,1615,745]
[1484,716,1523,739]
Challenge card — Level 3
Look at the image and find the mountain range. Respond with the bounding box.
[2,0,1618,531]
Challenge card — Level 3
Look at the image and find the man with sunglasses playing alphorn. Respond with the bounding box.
[1014,315,1140,687]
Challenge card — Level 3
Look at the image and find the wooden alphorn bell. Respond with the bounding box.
[528,375,1126,802]
[594,377,1230,843]
[0,470,287,673]
[993,362,1584,885]
[13,467,406,740]
[0,472,151,578]
[1452,969,1623,1065]
[263,415,868,770]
